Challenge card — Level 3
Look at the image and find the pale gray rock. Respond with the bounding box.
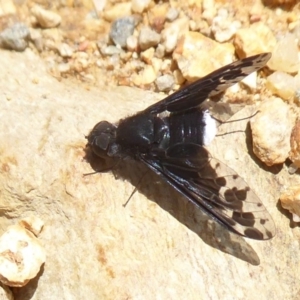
[138,26,161,50]
[0,50,299,299]
[155,74,174,92]
[110,16,136,48]
[0,23,30,51]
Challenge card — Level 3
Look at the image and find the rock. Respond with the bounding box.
[0,0,16,16]
[0,49,300,299]
[99,45,122,56]
[155,74,174,92]
[280,186,300,222]
[173,31,235,81]
[0,224,46,287]
[126,35,138,52]
[211,10,241,43]
[173,69,185,85]
[58,43,74,58]
[202,0,217,23]
[155,43,165,58]
[166,7,179,22]
[0,23,30,51]
[31,5,61,29]
[131,0,151,13]
[161,17,189,53]
[250,97,296,166]
[131,65,156,85]
[110,17,136,48]
[138,27,161,51]
[268,33,300,74]
[19,216,44,236]
[289,120,300,172]
[103,2,132,22]
[234,22,276,58]
[140,47,155,64]
[241,71,258,90]
[147,3,169,33]
[266,71,300,102]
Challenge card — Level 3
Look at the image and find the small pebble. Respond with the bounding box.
[161,17,189,53]
[268,33,300,74]
[280,186,300,222]
[234,22,276,58]
[58,43,74,58]
[141,47,155,64]
[166,7,179,22]
[155,44,165,58]
[131,0,151,13]
[0,23,30,51]
[103,2,132,22]
[58,63,71,74]
[155,74,175,92]
[110,16,136,48]
[173,31,234,81]
[241,71,257,90]
[289,120,300,171]
[266,71,300,101]
[0,0,16,16]
[31,5,61,28]
[139,26,161,50]
[212,15,241,43]
[173,69,185,85]
[99,45,122,56]
[126,35,138,52]
[132,65,156,86]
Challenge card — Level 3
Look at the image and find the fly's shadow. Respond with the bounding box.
[84,146,260,265]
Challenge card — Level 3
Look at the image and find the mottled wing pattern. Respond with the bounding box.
[141,144,275,240]
[145,53,271,114]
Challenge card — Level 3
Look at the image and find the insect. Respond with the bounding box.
[87,53,275,240]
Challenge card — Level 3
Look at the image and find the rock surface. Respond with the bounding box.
[0,49,299,299]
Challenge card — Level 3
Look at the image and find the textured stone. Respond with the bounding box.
[268,34,300,74]
[103,2,132,22]
[110,17,136,48]
[234,22,276,58]
[0,23,30,51]
[31,5,61,29]
[173,31,235,81]
[131,0,151,13]
[250,97,296,166]
[0,223,46,287]
[155,74,174,92]
[280,186,300,222]
[0,49,299,299]
[266,71,300,102]
[289,120,300,171]
[138,27,161,50]
[161,17,189,53]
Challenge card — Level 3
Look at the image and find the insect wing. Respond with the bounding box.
[145,53,271,114]
[141,143,275,240]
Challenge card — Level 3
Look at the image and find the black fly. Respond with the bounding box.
[87,53,275,240]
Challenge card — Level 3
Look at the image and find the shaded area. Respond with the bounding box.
[12,264,45,300]
[85,147,260,265]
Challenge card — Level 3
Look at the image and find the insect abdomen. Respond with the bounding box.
[168,109,217,147]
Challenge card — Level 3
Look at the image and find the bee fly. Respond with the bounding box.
[87,53,275,240]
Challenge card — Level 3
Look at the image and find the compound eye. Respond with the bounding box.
[96,133,110,150]
[87,121,116,158]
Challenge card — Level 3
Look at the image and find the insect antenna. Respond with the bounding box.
[123,170,148,207]
[83,159,121,176]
